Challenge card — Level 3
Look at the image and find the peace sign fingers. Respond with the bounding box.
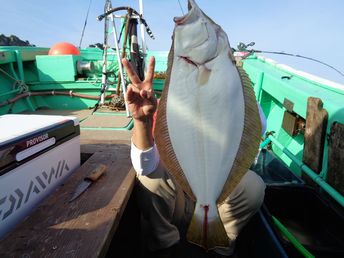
[145,56,156,85]
[122,58,141,86]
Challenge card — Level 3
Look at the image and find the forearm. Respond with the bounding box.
[132,117,154,150]
[131,117,160,176]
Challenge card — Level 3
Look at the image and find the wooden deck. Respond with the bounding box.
[0,109,137,257]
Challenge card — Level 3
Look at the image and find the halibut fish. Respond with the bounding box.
[155,0,261,250]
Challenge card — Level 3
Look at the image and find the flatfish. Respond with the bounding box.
[155,0,261,250]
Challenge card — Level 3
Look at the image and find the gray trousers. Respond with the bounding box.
[135,162,265,251]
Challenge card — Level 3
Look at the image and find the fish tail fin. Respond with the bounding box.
[187,205,228,250]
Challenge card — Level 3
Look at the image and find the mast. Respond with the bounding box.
[139,0,147,57]
[98,0,129,116]
[99,0,111,105]
[96,0,154,116]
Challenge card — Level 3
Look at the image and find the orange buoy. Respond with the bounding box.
[48,42,80,55]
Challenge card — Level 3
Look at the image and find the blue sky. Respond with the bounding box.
[1,0,344,84]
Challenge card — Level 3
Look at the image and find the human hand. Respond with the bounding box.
[122,57,157,121]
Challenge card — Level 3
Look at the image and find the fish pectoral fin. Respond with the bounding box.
[186,212,229,250]
[197,65,211,85]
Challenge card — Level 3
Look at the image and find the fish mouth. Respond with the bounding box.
[173,0,196,25]
[179,56,198,67]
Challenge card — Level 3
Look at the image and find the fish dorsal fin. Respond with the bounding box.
[217,65,262,204]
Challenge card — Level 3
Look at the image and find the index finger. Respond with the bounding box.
[122,58,141,85]
[145,56,156,84]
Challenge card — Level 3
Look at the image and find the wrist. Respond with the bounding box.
[133,116,152,126]
[132,117,154,150]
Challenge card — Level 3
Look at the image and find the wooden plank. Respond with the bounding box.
[0,146,136,258]
[80,115,131,128]
[327,122,344,195]
[22,109,93,121]
[81,141,130,154]
[80,130,132,143]
[302,97,328,174]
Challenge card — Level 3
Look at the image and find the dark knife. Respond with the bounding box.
[69,164,107,202]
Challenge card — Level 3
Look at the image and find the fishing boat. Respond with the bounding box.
[0,1,343,257]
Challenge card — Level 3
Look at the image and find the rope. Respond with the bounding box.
[12,81,28,93]
[0,67,28,93]
[177,0,185,15]
[0,67,18,81]
[0,91,118,108]
[79,0,93,48]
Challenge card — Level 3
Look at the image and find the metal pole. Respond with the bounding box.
[100,0,110,104]
[268,135,344,207]
[115,10,131,96]
[139,0,147,57]
[109,8,130,116]
[255,72,264,102]
[272,216,315,258]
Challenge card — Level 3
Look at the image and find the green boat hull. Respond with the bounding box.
[1,46,344,257]
[1,46,343,204]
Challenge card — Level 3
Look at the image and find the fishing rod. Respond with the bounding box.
[79,0,93,48]
[237,42,344,78]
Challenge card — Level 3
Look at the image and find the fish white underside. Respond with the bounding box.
[166,54,244,219]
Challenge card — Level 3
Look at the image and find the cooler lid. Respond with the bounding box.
[0,114,80,174]
[0,114,79,144]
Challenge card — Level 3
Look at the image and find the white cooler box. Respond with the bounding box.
[0,114,80,239]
